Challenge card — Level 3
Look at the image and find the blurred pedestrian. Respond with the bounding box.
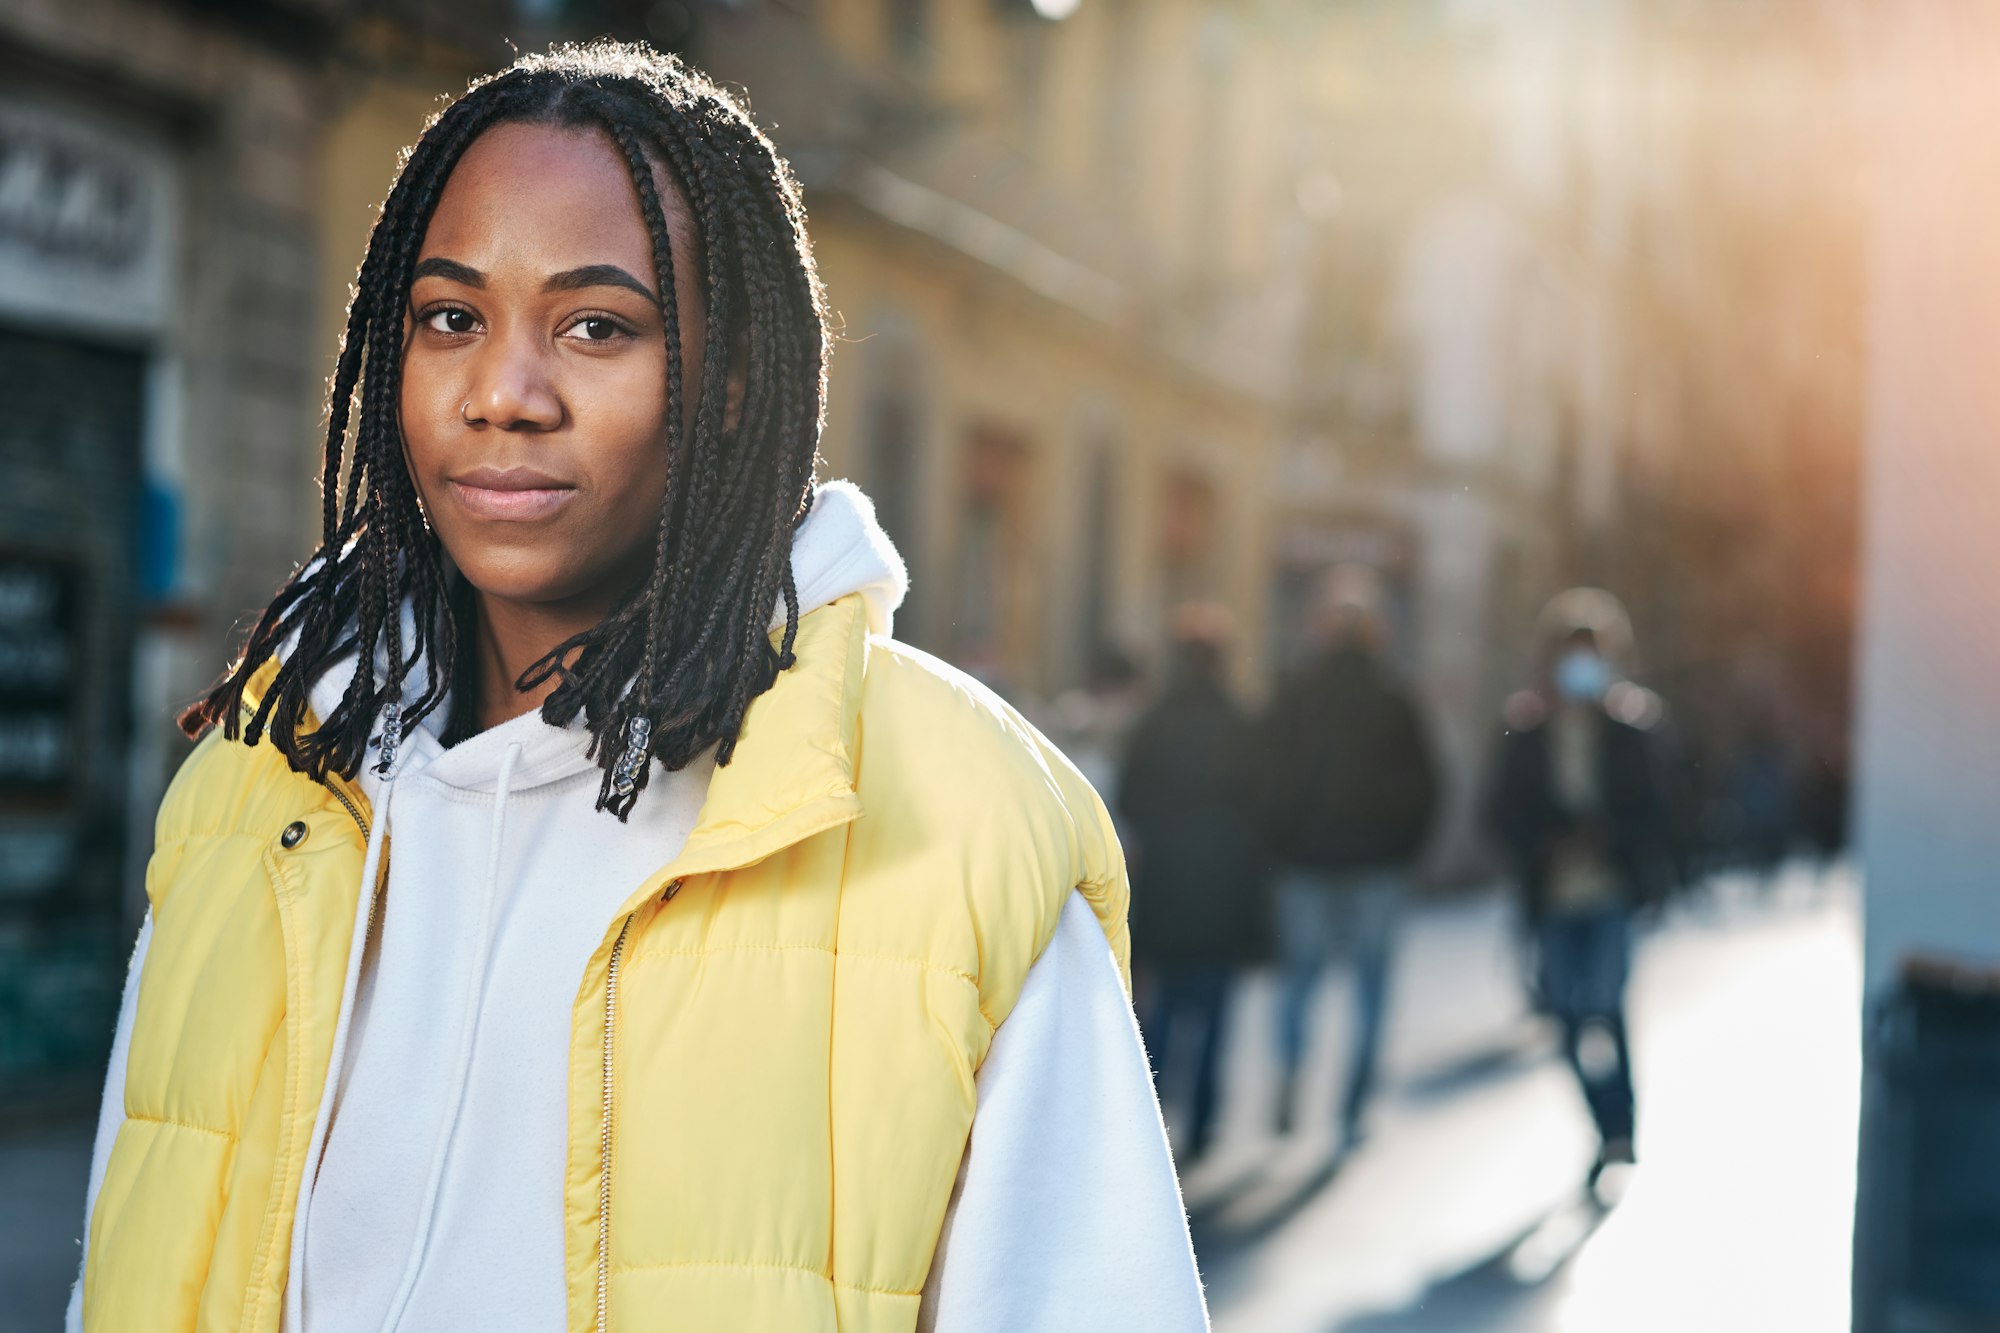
[1486,588,1665,1189]
[1801,744,1851,871]
[1053,644,1147,813]
[1258,566,1439,1148]
[1119,605,1272,1162]
[68,45,1207,1333]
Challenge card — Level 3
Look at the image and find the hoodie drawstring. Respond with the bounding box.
[378,739,522,1333]
[285,761,401,1333]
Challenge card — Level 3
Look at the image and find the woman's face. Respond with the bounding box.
[400,120,710,612]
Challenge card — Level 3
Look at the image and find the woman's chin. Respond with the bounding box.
[450,557,605,613]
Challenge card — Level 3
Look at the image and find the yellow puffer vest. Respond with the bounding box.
[81,595,1130,1332]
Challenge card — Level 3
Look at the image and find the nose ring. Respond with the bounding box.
[460,400,475,425]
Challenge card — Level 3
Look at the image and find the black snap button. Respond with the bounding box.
[280,820,309,850]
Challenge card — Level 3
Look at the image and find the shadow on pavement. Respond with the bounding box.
[1393,1029,1551,1108]
[1330,1192,1612,1333]
[1191,1147,1351,1284]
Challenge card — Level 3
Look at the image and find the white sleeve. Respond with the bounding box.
[66,913,152,1333]
[918,891,1209,1333]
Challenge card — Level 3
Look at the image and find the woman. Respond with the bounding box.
[70,43,1205,1332]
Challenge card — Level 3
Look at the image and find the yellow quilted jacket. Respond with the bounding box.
[81,594,1130,1332]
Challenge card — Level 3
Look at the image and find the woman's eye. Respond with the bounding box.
[424,308,478,335]
[565,317,626,342]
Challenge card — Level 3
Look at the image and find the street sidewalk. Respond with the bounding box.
[3,1116,92,1330]
[1190,867,1861,1333]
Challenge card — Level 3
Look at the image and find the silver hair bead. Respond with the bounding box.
[374,702,403,776]
[612,715,652,798]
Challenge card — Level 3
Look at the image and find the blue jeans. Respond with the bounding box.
[1276,869,1402,1134]
[1142,964,1233,1158]
[1537,906,1636,1145]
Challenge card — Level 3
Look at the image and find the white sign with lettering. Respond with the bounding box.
[0,96,178,338]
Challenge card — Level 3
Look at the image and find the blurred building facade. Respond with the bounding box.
[0,0,1328,1107]
[1279,0,1861,876]
[0,0,1867,1109]
[320,0,1318,703]
[0,0,331,1106]
[719,1,1315,701]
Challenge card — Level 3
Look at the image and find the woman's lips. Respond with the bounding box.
[447,478,577,521]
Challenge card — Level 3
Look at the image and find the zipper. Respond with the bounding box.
[596,913,635,1333]
[596,876,684,1320]
[238,687,372,841]
[317,777,385,956]
[322,780,370,841]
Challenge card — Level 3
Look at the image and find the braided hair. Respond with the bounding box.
[181,41,828,818]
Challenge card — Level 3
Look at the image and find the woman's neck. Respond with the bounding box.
[464,585,625,734]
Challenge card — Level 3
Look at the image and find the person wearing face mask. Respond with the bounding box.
[1486,588,1665,1192]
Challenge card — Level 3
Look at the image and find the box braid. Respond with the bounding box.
[183,41,828,819]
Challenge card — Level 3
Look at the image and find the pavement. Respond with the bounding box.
[2,865,1859,1333]
[1186,863,1862,1333]
[2,1116,91,1330]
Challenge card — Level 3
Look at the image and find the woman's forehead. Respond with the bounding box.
[420,120,695,278]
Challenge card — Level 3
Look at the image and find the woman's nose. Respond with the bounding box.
[462,338,563,431]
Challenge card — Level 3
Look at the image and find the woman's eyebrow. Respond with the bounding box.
[543,264,660,304]
[411,257,485,287]
[408,259,658,306]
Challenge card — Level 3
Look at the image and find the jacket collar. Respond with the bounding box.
[238,594,870,904]
[637,594,868,900]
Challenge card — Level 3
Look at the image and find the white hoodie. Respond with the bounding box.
[70,481,1207,1332]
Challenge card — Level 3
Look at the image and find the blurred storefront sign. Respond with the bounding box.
[0,96,176,339]
[0,555,81,801]
[0,553,88,1069]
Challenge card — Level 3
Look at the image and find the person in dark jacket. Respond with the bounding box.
[1119,605,1272,1162]
[1486,588,1665,1190]
[1259,566,1439,1147]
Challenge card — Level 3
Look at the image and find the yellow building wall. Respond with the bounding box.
[811,204,1279,697]
[315,68,468,397]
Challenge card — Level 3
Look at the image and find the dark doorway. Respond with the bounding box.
[0,326,145,1108]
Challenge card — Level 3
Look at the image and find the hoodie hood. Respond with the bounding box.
[298,478,907,805]
[788,479,907,639]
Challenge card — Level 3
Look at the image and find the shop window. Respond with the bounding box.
[0,328,143,1103]
[1076,438,1120,677]
[1160,464,1221,607]
[951,425,1037,691]
[863,340,923,572]
[1096,0,1139,207]
[888,0,929,66]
